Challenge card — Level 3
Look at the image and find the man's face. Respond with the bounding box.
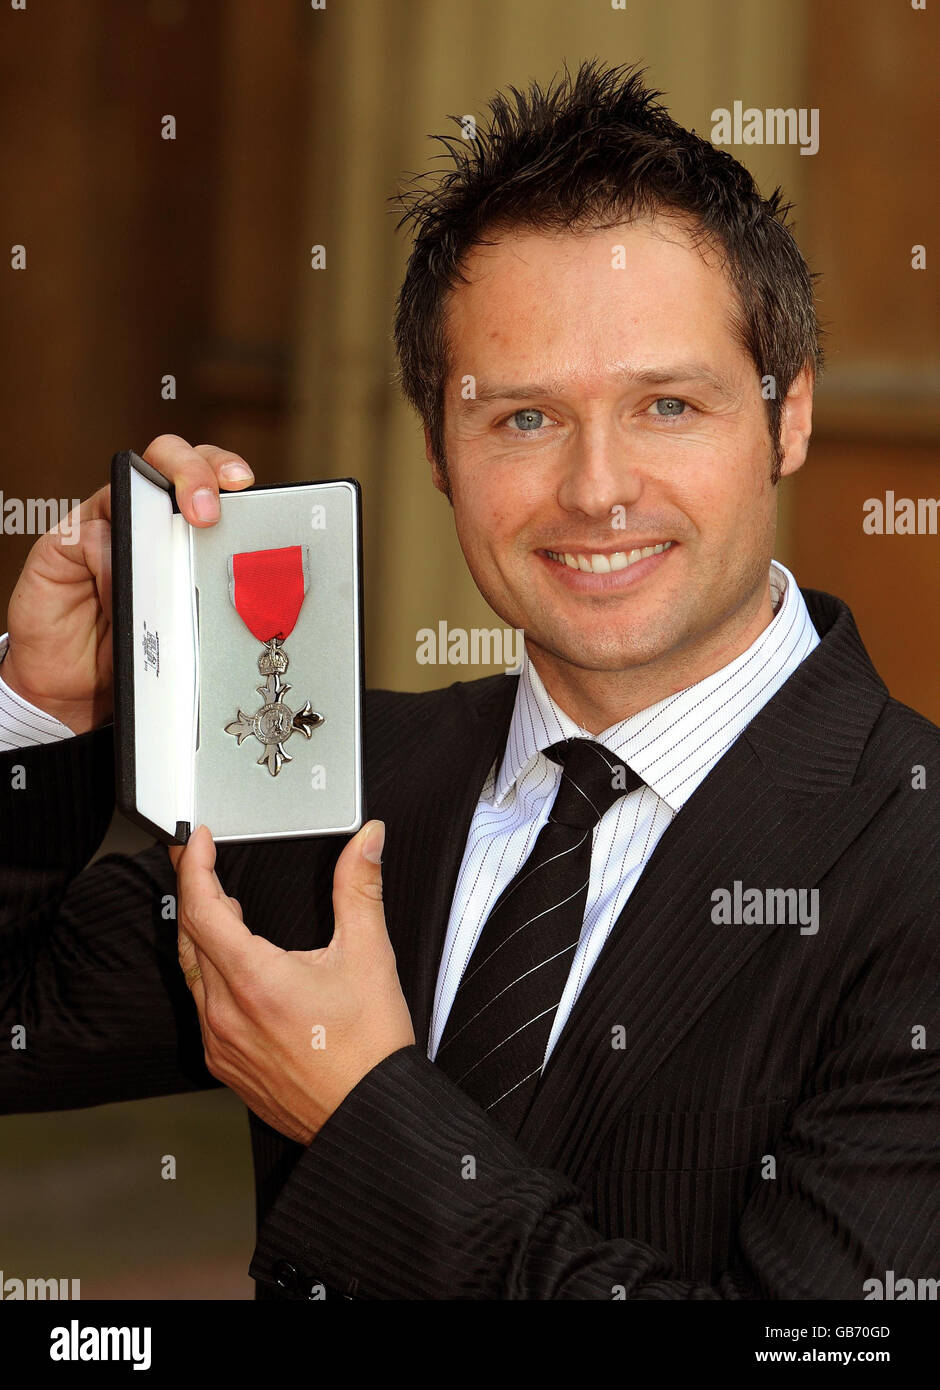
[434,217,808,685]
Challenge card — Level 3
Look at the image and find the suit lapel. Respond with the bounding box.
[517,590,895,1173]
[378,674,519,1050]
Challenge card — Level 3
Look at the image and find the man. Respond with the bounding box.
[1,62,937,1300]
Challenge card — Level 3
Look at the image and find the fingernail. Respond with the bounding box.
[362,820,385,864]
[192,487,220,521]
[220,462,253,482]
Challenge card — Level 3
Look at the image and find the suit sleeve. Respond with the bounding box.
[249,905,939,1299]
[0,726,246,1113]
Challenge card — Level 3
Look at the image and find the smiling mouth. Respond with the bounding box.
[541,540,674,574]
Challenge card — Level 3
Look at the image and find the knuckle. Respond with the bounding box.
[143,433,186,457]
[31,528,57,561]
[196,445,250,477]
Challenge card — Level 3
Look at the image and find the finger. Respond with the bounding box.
[73,512,112,624]
[192,444,255,491]
[34,510,113,618]
[175,825,254,974]
[26,484,107,555]
[330,820,387,960]
[71,483,112,529]
[141,434,249,528]
[169,837,246,919]
[168,823,219,874]
[142,434,220,527]
[38,487,110,568]
[173,823,228,907]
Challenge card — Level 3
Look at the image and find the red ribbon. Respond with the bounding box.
[231,545,308,643]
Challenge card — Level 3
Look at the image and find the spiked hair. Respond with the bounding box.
[392,60,822,484]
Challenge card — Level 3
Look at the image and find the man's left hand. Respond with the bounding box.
[170,819,415,1145]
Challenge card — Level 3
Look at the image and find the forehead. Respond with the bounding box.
[443,217,745,381]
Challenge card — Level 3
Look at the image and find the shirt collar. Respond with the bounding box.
[494,560,818,813]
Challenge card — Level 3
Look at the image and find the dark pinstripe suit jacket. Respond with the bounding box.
[2,587,938,1299]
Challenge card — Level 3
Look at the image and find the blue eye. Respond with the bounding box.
[509,408,546,431]
[651,398,687,417]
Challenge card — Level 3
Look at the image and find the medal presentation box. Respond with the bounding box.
[110,450,364,845]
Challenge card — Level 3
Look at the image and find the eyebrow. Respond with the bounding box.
[457,362,737,410]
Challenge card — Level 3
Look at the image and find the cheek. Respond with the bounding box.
[451,463,527,549]
[452,490,507,570]
[666,429,771,528]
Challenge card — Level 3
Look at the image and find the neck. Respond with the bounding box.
[527,579,778,735]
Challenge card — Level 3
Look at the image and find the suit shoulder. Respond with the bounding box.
[365,683,456,723]
[868,695,940,764]
[363,673,516,758]
[863,697,940,853]
[365,672,515,722]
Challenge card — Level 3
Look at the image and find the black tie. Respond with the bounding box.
[435,738,643,1136]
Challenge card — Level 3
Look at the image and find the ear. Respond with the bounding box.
[777,365,814,480]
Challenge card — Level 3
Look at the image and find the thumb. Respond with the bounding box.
[174,823,223,907]
[331,820,387,952]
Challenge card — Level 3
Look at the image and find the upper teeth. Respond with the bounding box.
[545,541,673,572]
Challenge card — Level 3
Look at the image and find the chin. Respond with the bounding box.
[532,627,672,674]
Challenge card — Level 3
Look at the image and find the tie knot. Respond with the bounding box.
[544,738,642,828]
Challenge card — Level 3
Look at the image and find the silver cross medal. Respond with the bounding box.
[223,544,324,777]
[225,636,324,777]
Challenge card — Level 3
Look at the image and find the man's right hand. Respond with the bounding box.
[2,436,255,734]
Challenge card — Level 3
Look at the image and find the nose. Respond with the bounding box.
[555,419,644,522]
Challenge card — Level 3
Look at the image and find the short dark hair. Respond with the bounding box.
[392,59,823,487]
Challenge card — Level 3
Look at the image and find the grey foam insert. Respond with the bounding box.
[191,481,362,840]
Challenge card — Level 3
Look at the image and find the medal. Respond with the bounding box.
[223,544,324,776]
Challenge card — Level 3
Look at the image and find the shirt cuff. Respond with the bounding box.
[0,633,76,749]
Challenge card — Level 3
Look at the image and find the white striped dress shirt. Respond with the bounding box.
[0,560,820,1073]
[0,634,76,749]
[428,560,820,1068]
